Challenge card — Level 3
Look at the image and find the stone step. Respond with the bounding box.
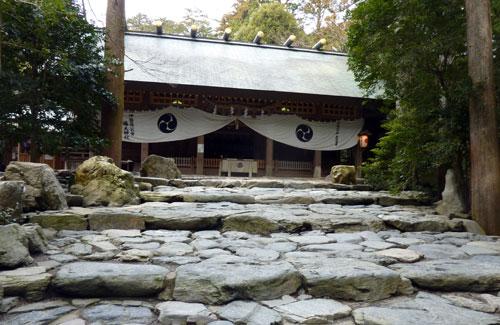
[24,202,465,235]
[135,176,375,191]
[139,186,430,206]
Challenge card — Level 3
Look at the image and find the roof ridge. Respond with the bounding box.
[125,31,348,57]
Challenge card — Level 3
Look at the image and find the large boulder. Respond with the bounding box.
[140,155,181,179]
[0,181,24,222]
[4,162,67,211]
[0,223,48,269]
[436,169,465,216]
[73,156,139,207]
[329,165,356,185]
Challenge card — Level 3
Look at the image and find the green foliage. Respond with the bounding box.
[0,0,109,158]
[348,0,498,193]
[235,2,304,45]
[127,9,214,37]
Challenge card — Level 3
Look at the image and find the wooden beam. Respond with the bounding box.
[313,150,322,178]
[265,138,273,177]
[196,135,204,175]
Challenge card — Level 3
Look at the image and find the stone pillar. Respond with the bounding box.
[265,138,273,177]
[196,135,204,175]
[140,143,149,164]
[354,144,363,178]
[313,150,322,178]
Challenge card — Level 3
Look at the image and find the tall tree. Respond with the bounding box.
[465,0,500,235]
[235,2,304,45]
[102,0,125,165]
[0,0,108,164]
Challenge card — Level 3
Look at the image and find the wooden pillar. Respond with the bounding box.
[265,138,273,177]
[313,150,322,178]
[196,135,204,175]
[354,144,363,178]
[140,143,149,164]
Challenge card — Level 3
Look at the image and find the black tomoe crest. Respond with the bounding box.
[296,124,313,142]
[157,113,177,133]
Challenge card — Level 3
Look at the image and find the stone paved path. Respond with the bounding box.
[1,177,500,324]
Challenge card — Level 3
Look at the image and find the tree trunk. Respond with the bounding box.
[465,0,500,235]
[102,0,125,166]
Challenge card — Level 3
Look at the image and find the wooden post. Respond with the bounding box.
[265,138,273,177]
[354,144,363,178]
[102,0,125,165]
[313,150,322,178]
[196,135,204,175]
[140,143,149,165]
[466,0,500,235]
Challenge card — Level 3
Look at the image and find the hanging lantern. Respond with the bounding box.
[359,132,370,148]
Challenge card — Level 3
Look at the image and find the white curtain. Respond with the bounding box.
[123,107,364,151]
[240,115,364,151]
[122,107,235,143]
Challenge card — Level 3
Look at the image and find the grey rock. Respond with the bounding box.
[173,260,301,304]
[287,255,403,301]
[375,248,423,263]
[140,155,181,179]
[217,300,282,325]
[27,211,88,231]
[156,301,216,324]
[0,224,32,268]
[156,242,194,256]
[53,262,168,297]
[235,247,280,261]
[275,298,352,323]
[74,156,139,207]
[87,209,145,231]
[379,214,458,232]
[0,266,51,301]
[0,181,24,219]
[0,296,20,313]
[82,304,156,325]
[391,259,500,291]
[352,292,500,325]
[22,223,48,254]
[4,305,75,325]
[436,169,465,216]
[64,243,93,256]
[116,249,153,262]
[407,244,467,260]
[8,299,69,313]
[4,162,67,211]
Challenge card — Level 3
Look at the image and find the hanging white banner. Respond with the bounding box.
[122,107,235,143]
[239,114,364,151]
[123,107,364,151]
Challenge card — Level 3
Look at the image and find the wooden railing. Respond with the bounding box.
[204,158,220,169]
[173,156,194,168]
[274,160,313,171]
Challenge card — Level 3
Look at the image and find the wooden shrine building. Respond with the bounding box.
[121,30,383,178]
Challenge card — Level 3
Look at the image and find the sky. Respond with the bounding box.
[83,0,236,28]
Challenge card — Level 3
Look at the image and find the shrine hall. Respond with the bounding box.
[121,28,383,177]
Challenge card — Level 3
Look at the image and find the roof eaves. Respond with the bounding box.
[125,31,348,57]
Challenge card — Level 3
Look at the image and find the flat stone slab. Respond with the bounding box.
[173,259,302,304]
[391,259,500,291]
[82,303,156,325]
[140,186,429,206]
[87,209,146,231]
[286,254,404,301]
[52,262,168,297]
[275,298,352,323]
[353,292,500,325]
[216,300,282,325]
[0,266,51,301]
[156,301,217,324]
[27,211,88,230]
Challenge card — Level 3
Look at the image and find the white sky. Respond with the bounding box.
[83,0,236,28]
